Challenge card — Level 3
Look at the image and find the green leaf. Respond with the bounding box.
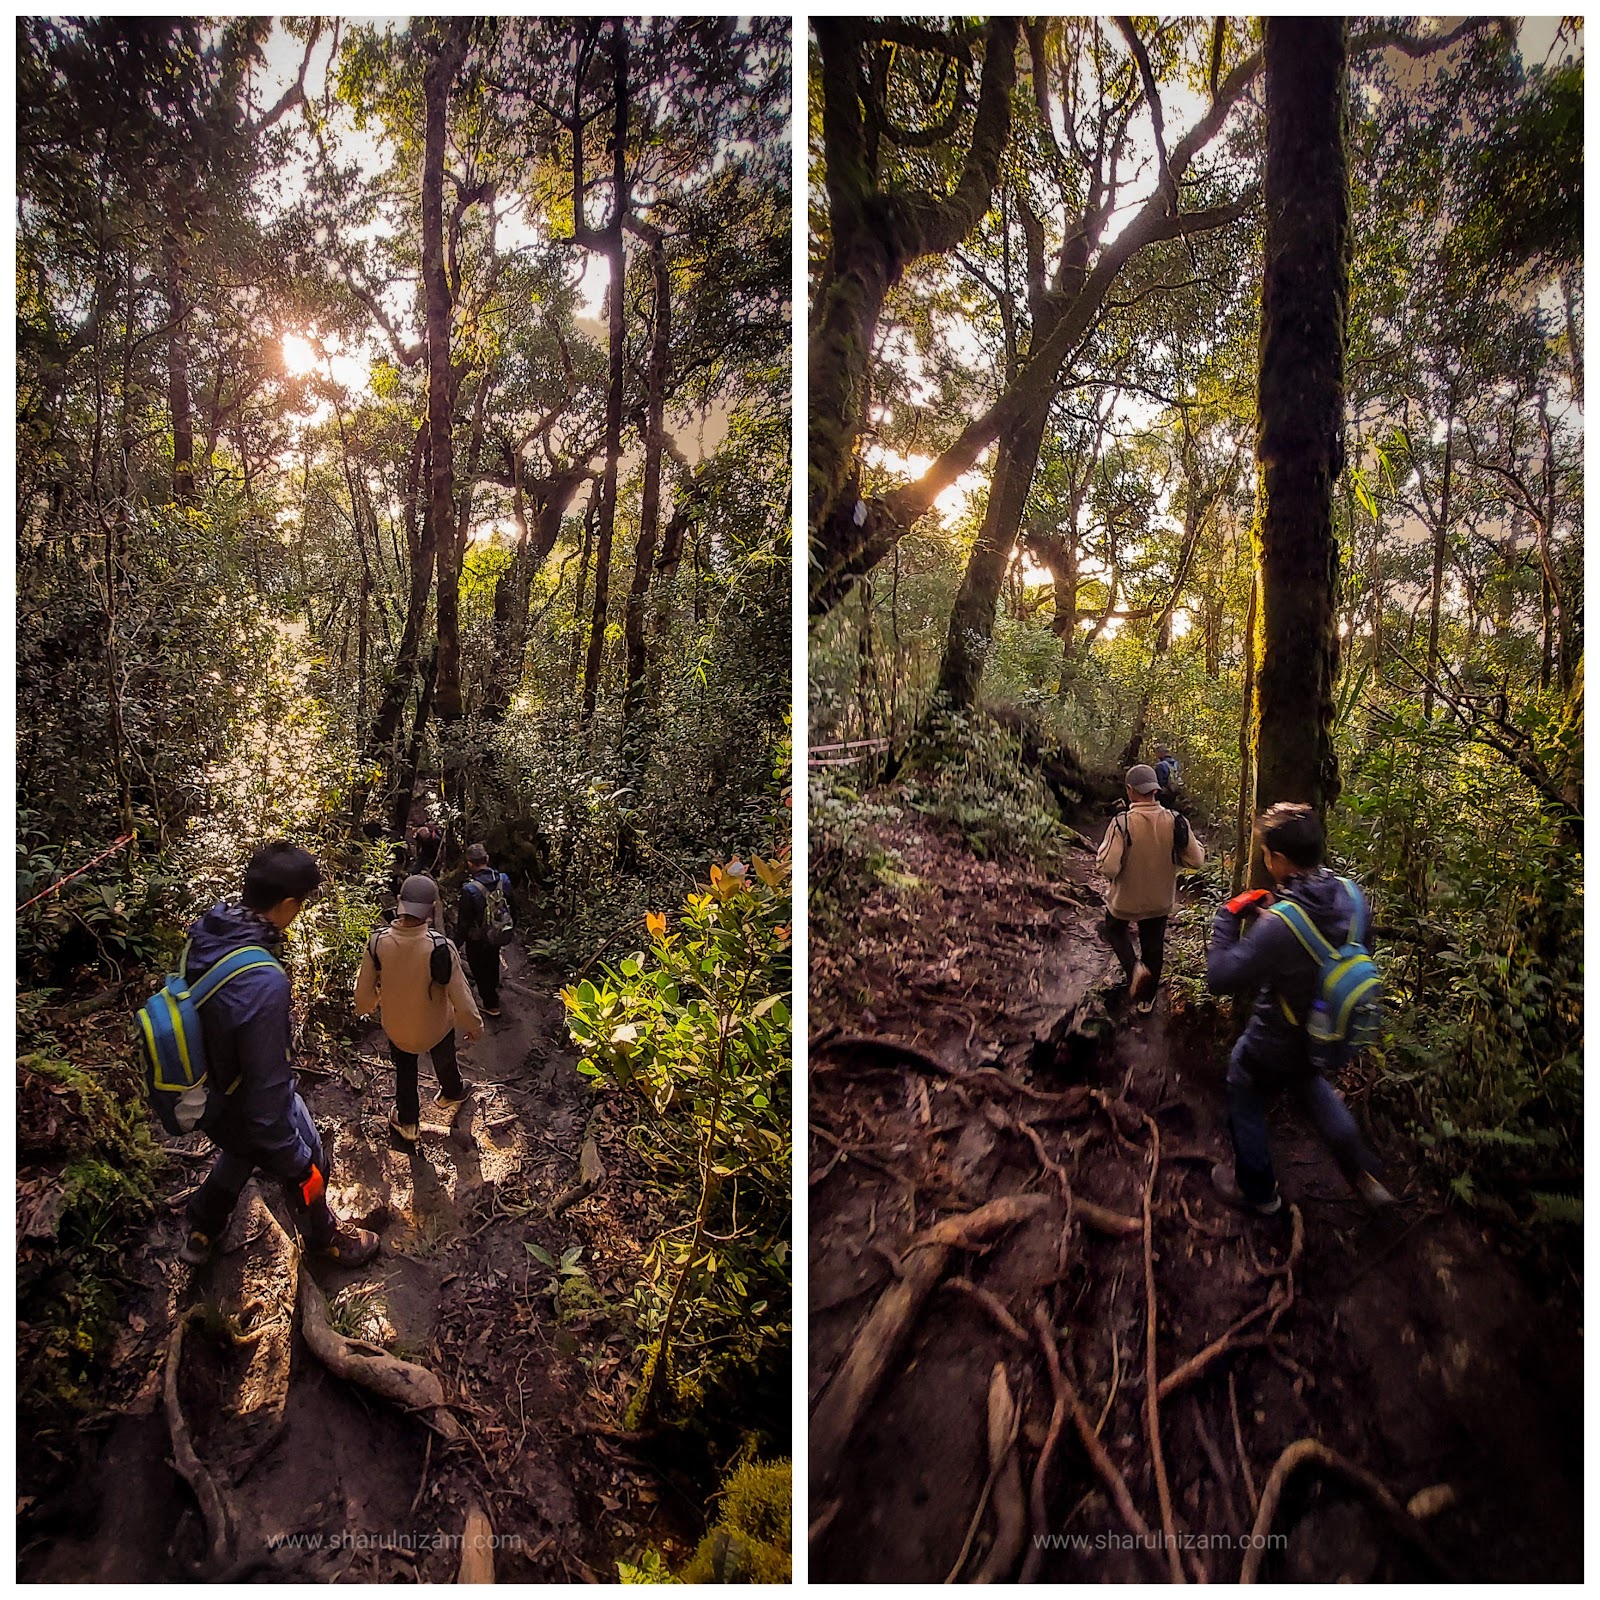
[525,1242,557,1269]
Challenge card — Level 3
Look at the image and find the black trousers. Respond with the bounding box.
[390,1029,465,1125]
[1101,912,1170,986]
[463,938,501,1009]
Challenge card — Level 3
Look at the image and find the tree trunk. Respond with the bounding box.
[421,22,469,724]
[935,402,1052,709]
[622,224,670,731]
[1251,17,1349,840]
[1421,406,1454,719]
[569,485,597,694]
[1233,572,1260,893]
[580,23,630,726]
[391,647,438,842]
[161,224,195,507]
[809,18,1020,541]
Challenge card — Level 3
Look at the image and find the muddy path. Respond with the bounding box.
[808,807,1582,1583]
[20,942,693,1583]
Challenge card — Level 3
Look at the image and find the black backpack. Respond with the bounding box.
[1110,803,1191,870]
[369,926,455,989]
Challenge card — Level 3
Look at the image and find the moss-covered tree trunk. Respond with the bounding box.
[809,18,1019,570]
[1251,17,1349,856]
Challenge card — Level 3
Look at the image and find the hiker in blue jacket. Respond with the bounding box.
[1206,803,1395,1215]
[456,843,511,1018]
[179,842,379,1268]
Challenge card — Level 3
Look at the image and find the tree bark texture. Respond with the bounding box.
[623,224,671,730]
[1252,17,1349,822]
[581,22,630,725]
[421,22,469,723]
[935,403,1051,708]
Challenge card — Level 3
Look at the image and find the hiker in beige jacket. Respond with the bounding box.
[354,875,483,1145]
[1095,764,1205,1014]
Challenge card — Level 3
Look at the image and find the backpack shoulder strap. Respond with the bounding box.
[1338,877,1368,941]
[189,945,280,1007]
[1266,899,1338,965]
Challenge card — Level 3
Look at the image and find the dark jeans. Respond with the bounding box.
[188,1091,337,1250]
[1102,912,1170,985]
[1226,1037,1382,1204]
[390,1028,465,1125]
[464,938,501,1010]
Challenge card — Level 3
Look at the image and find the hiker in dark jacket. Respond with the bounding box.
[180,842,379,1268]
[456,843,511,1018]
[1206,803,1395,1215]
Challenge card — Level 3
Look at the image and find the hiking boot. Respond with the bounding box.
[483,1005,502,1019]
[179,1228,216,1267]
[388,1112,419,1146]
[1355,1171,1398,1210]
[1136,990,1160,1016]
[1211,1161,1283,1217]
[1129,962,1156,1003]
[435,1081,475,1116]
[316,1226,380,1268]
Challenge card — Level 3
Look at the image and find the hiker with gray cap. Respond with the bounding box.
[1095,763,1205,1015]
[354,874,482,1146]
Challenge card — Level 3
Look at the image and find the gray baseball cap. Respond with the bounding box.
[397,874,439,918]
[1125,764,1161,795]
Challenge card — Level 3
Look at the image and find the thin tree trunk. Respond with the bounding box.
[935,404,1052,709]
[622,223,670,730]
[570,485,598,694]
[161,224,195,506]
[1421,405,1454,720]
[1251,17,1349,835]
[391,647,438,842]
[422,22,469,724]
[1233,572,1260,893]
[581,23,630,725]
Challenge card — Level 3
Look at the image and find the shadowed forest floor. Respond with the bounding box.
[19,945,702,1582]
[808,802,1582,1582]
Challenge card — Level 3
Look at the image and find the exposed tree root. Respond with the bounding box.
[956,1362,1026,1584]
[810,1193,1052,1492]
[943,1277,1030,1345]
[1140,1117,1183,1583]
[164,1313,233,1572]
[1018,1306,1070,1584]
[1240,1439,1457,1583]
[549,1133,605,1216]
[1229,1371,1259,1516]
[458,1502,496,1583]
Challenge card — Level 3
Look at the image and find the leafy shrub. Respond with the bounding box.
[563,851,791,1427]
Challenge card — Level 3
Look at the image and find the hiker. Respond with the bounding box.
[1206,802,1396,1215]
[354,875,482,1146]
[410,820,445,878]
[456,843,514,1019]
[178,842,379,1268]
[1153,745,1181,802]
[1096,763,1205,1014]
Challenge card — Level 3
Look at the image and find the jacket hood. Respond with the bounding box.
[1276,870,1359,945]
[186,902,285,970]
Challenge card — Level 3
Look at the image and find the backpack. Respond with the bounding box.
[467,871,514,948]
[137,943,280,1136]
[1109,804,1191,873]
[1266,878,1383,1069]
[370,926,455,988]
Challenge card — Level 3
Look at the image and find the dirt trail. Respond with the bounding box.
[808,808,1581,1583]
[20,941,690,1583]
